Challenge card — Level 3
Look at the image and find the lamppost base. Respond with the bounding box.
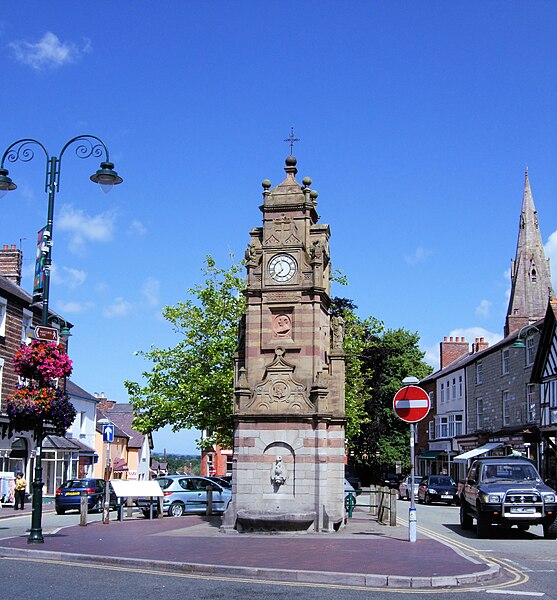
[27,530,45,544]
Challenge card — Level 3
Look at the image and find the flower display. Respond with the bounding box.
[13,340,73,384]
[6,385,77,436]
[8,341,75,435]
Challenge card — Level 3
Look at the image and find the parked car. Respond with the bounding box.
[398,475,419,501]
[55,478,117,514]
[136,475,232,517]
[418,475,458,505]
[383,473,401,490]
[460,456,557,539]
[206,476,232,489]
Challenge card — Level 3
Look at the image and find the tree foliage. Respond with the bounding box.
[332,298,433,483]
[125,256,245,449]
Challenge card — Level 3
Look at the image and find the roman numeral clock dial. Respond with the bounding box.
[268,253,297,283]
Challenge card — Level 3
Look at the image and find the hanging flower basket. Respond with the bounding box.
[6,385,77,436]
[13,340,73,384]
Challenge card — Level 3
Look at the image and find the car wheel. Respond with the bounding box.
[543,520,557,540]
[142,508,158,519]
[460,502,472,530]
[169,502,185,517]
[55,507,65,515]
[89,498,102,513]
[476,509,491,539]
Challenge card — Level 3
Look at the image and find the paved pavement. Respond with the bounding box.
[0,504,500,589]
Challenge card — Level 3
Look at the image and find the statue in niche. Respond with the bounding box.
[270,455,288,489]
[272,313,292,338]
[244,242,259,267]
[331,315,344,349]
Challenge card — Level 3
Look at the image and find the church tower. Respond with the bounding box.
[223,154,346,533]
[505,169,554,337]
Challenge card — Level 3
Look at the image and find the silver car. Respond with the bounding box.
[398,475,419,501]
[137,475,232,517]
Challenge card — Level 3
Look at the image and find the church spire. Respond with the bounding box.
[505,169,554,336]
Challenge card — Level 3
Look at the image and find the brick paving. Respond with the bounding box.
[0,508,489,580]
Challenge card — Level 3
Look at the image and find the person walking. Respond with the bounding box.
[14,472,26,510]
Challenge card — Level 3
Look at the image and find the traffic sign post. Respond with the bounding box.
[98,419,114,524]
[34,325,59,343]
[393,380,431,543]
[102,423,115,443]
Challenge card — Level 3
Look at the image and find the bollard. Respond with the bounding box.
[126,496,133,518]
[79,491,87,526]
[206,485,213,516]
[157,496,164,519]
[389,489,397,526]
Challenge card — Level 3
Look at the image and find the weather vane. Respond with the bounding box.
[284,127,300,155]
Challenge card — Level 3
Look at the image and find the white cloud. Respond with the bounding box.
[55,300,95,314]
[475,299,491,318]
[142,277,160,306]
[103,297,133,318]
[422,327,503,372]
[129,219,147,236]
[57,204,116,254]
[404,246,432,265]
[9,32,91,70]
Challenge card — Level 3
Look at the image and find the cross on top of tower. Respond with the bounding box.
[284,127,300,155]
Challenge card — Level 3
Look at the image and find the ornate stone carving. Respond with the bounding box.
[264,216,300,246]
[331,315,344,350]
[272,313,292,338]
[246,348,312,413]
[270,455,287,488]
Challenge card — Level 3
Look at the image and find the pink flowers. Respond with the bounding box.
[7,341,76,435]
[13,340,73,383]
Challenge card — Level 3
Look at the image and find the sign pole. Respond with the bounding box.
[409,423,417,542]
[393,377,430,543]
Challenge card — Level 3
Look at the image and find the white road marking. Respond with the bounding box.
[486,591,544,596]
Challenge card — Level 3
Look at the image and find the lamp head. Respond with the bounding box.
[0,168,17,198]
[90,161,123,193]
[512,340,526,348]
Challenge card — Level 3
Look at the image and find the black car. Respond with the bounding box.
[418,475,458,505]
[383,473,401,490]
[55,478,117,514]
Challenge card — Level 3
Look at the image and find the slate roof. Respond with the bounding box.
[97,403,145,448]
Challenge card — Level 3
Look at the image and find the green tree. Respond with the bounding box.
[332,298,433,483]
[125,256,245,449]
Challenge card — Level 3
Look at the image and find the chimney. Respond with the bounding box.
[440,336,469,369]
[96,394,115,412]
[0,244,23,285]
[472,337,489,353]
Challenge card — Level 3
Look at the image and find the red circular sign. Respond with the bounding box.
[393,385,430,423]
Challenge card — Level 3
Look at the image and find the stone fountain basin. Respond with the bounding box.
[236,510,317,533]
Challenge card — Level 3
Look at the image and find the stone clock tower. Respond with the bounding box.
[222,155,346,533]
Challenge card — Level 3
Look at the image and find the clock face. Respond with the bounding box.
[268,253,297,283]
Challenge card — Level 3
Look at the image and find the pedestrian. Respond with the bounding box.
[14,472,26,510]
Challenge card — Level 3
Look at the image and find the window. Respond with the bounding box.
[0,296,7,337]
[440,383,445,403]
[476,398,483,429]
[436,416,448,439]
[428,420,435,441]
[476,362,483,384]
[502,348,509,375]
[21,309,33,344]
[526,337,536,366]
[527,384,536,422]
[502,390,510,426]
[449,414,463,437]
[452,378,456,400]
[458,375,463,398]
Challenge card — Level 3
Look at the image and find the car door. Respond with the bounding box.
[178,477,207,512]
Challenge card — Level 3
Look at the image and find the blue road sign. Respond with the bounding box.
[102,423,114,443]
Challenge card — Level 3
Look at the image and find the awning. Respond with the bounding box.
[418,450,445,460]
[112,457,129,472]
[453,442,503,463]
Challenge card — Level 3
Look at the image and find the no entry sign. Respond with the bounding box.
[393,385,430,423]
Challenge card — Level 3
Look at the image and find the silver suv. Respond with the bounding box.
[460,457,557,539]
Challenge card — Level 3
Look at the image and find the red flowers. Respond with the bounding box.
[7,341,76,435]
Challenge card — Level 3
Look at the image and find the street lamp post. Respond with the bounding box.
[0,135,122,544]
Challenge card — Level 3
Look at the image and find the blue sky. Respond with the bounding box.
[1,2,556,453]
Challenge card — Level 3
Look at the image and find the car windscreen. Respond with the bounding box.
[429,477,455,486]
[64,480,94,489]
